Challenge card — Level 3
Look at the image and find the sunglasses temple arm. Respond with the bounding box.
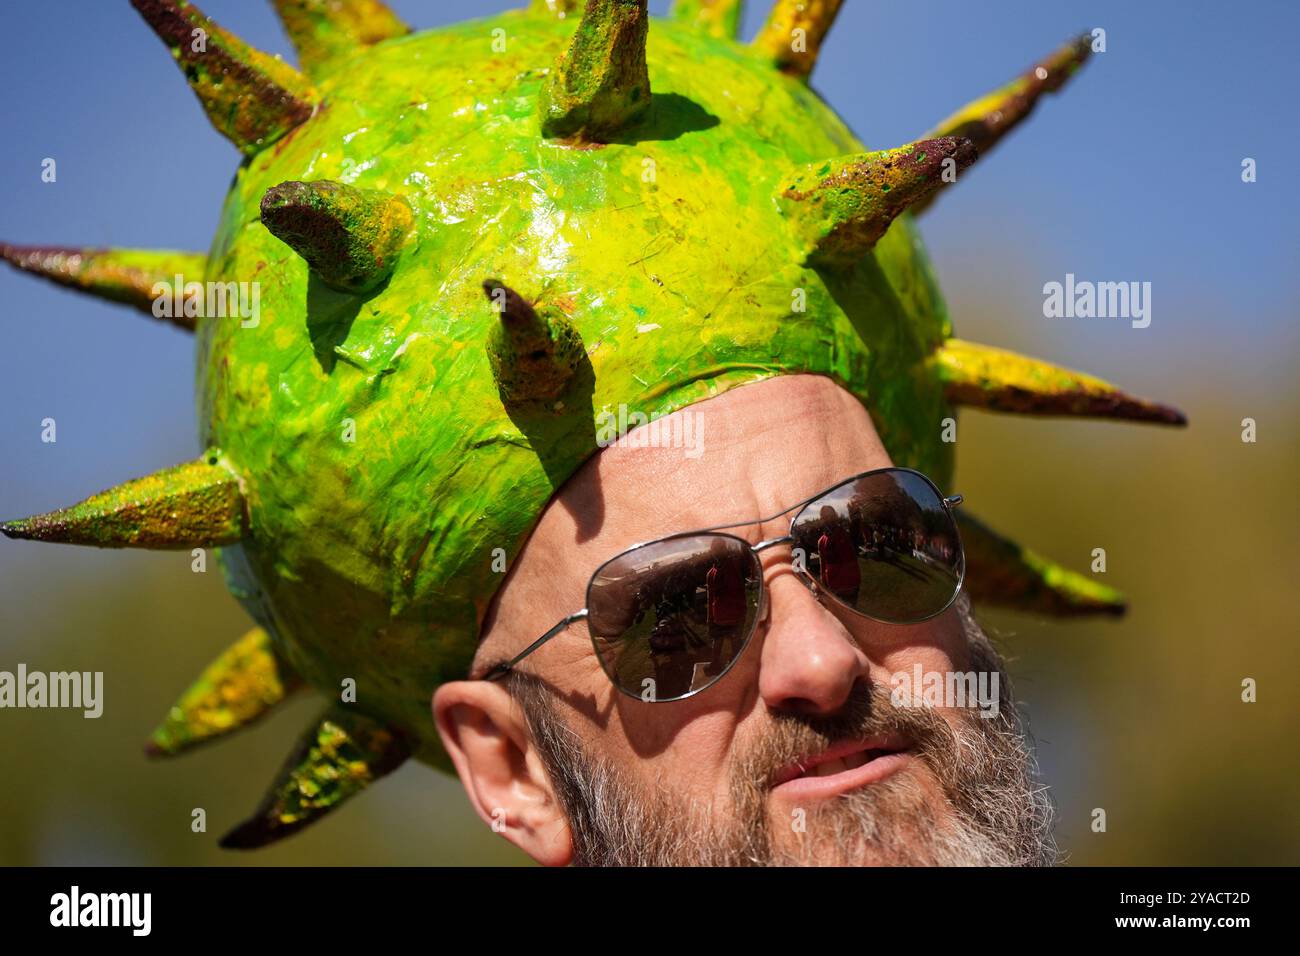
[483,609,589,682]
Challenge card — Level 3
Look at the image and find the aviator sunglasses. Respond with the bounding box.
[483,467,965,702]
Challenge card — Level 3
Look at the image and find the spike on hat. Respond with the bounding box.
[934,339,1187,425]
[2,456,247,549]
[130,0,319,154]
[219,707,409,849]
[913,34,1094,216]
[753,0,844,79]
[483,280,587,405]
[146,627,303,757]
[539,0,652,142]
[0,244,205,330]
[778,137,978,268]
[270,0,410,76]
[260,180,414,294]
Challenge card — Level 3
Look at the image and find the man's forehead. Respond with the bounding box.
[546,375,893,551]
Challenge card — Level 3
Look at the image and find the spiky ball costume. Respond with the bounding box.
[1,0,1184,849]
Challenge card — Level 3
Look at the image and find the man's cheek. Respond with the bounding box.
[622,709,738,797]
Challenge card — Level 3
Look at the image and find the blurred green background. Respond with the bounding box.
[1,1,1297,865]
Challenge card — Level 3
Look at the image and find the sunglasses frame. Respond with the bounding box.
[481,467,965,702]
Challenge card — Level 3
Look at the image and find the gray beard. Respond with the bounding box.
[508,598,1056,866]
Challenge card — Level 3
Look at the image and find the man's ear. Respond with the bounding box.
[433,680,573,867]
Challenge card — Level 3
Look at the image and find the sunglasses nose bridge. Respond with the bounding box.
[752,533,794,553]
[749,536,790,626]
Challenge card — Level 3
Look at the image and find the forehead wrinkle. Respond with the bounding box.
[583,442,769,550]
[563,376,883,555]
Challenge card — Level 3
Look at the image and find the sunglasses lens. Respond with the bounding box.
[586,534,762,701]
[791,470,962,624]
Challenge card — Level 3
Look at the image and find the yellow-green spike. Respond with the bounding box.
[130,0,319,155]
[1,455,248,549]
[0,244,205,331]
[219,706,410,849]
[483,280,587,405]
[527,0,583,16]
[672,0,745,40]
[539,0,652,143]
[777,137,978,268]
[146,628,303,757]
[270,0,410,76]
[753,0,843,80]
[957,511,1126,617]
[260,180,414,294]
[912,34,1093,216]
[933,339,1188,425]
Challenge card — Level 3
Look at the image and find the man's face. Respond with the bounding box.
[434,375,1053,866]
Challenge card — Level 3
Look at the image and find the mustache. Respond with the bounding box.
[733,680,957,790]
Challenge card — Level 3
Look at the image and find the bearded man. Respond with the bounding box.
[434,374,1055,866]
[0,3,1184,863]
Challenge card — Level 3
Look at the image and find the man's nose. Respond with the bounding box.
[756,571,869,717]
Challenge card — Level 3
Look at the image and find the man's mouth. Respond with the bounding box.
[769,734,914,799]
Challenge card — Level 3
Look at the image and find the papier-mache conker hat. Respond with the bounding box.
[1,0,1184,847]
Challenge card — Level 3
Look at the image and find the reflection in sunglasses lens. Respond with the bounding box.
[587,535,761,700]
[792,471,961,624]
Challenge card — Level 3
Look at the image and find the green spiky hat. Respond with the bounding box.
[1,0,1184,849]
